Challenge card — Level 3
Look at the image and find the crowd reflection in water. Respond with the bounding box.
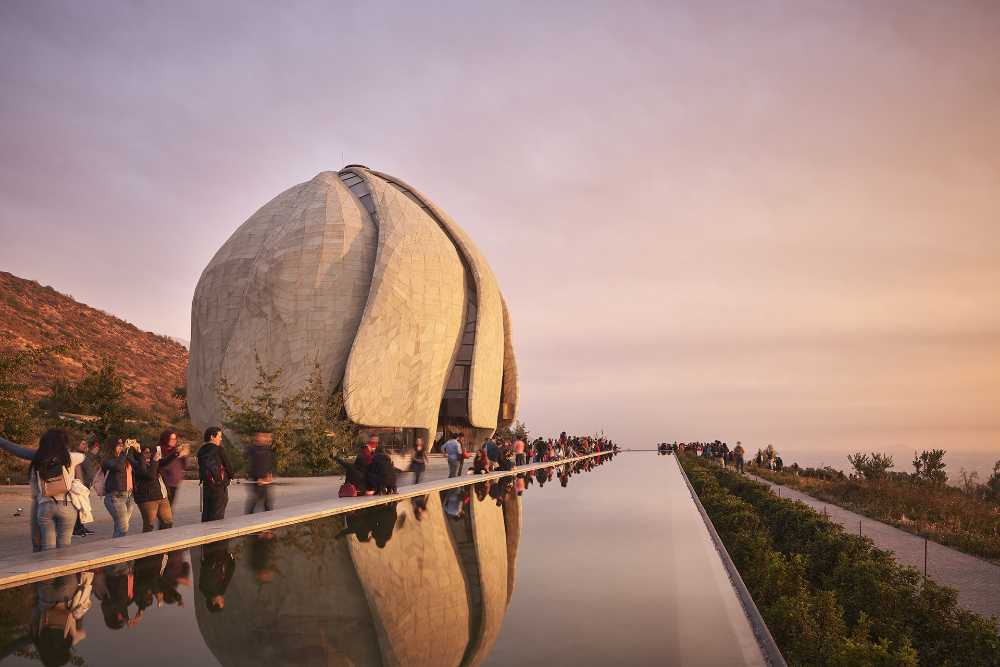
[0,453,615,666]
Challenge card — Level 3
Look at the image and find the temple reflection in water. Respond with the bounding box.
[193,476,525,667]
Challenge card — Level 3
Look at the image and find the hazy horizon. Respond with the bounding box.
[1,1,998,475]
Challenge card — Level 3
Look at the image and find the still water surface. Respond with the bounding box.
[0,453,765,666]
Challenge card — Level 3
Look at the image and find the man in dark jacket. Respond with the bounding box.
[199,540,235,612]
[197,427,233,522]
[245,432,275,514]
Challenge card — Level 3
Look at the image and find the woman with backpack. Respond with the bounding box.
[0,429,86,551]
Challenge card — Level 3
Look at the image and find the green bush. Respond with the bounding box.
[680,455,999,666]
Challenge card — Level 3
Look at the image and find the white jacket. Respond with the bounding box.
[69,479,94,524]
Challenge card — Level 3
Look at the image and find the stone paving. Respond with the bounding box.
[749,473,1000,621]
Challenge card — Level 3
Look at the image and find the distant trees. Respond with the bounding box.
[0,349,44,443]
[496,419,529,444]
[987,460,1000,501]
[42,359,134,441]
[847,451,895,481]
[912,448,948,485]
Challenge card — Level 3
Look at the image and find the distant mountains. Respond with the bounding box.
[0,271,188,420]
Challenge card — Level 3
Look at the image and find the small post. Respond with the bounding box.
[924,537,928,583]
[859,519,862,536]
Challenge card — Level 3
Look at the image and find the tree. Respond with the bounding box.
[847,451,894,481]
[912,449,948,485]
[0,349,44,443]
[985,460,1000,501]
[217,354,296,471]
[41,359,132,441]
[172,385,190,419]
[958,468,980,496]
[291,366,358,474]
[495,419,529,443]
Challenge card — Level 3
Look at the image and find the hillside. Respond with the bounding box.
[0,271,188,420]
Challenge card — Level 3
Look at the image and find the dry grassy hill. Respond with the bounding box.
[0,271,188,420]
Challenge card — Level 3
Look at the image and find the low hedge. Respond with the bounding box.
[680,455,999,666]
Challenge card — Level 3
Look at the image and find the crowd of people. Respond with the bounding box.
[656,440,749,473]
[0,425,616,554]
[0,425,249,553]
[438,431,616,478]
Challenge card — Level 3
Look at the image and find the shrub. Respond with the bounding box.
[681,455,999,666]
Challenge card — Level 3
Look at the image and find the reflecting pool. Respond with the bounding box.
[0,453,769,666]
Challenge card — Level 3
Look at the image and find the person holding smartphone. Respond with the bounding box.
[156,430,189,509]
[135,443,173,531]
[102,438,141,538]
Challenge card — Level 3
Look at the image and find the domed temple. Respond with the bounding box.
[187,166,518,447]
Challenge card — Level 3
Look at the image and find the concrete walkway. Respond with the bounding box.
[0,452,612,589]
[750,474,1000,621]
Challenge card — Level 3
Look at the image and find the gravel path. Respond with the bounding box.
[749,474,1000,621]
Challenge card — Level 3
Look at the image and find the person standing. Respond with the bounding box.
[198,427,233,522]
[72,438,101,537]
[441,433,464,478]
[157,430,189,509]
[410,437,428,484]
[733,442,745,474]
[245,432,275,514]
[102,438,141,538]
[135,444,173,531]
[513,438,526,466]
[0,429,88,551]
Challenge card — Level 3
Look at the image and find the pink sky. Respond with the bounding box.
[1,1,998,475]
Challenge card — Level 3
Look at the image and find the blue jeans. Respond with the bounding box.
[104,492,135,538]
[36,500,77,550]
[448,459,464,477]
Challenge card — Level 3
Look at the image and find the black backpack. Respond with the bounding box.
[202,451,226,486]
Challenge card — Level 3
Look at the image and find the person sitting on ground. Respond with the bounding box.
[368,446,398,495]
[473,448,491,474]
[334,452,369,496]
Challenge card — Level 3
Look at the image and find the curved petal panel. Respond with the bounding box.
[188,180,311,429]
[372,171,505,429]
[499,295,519,430]
[342,169,466,431]
[189,172,377,429]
